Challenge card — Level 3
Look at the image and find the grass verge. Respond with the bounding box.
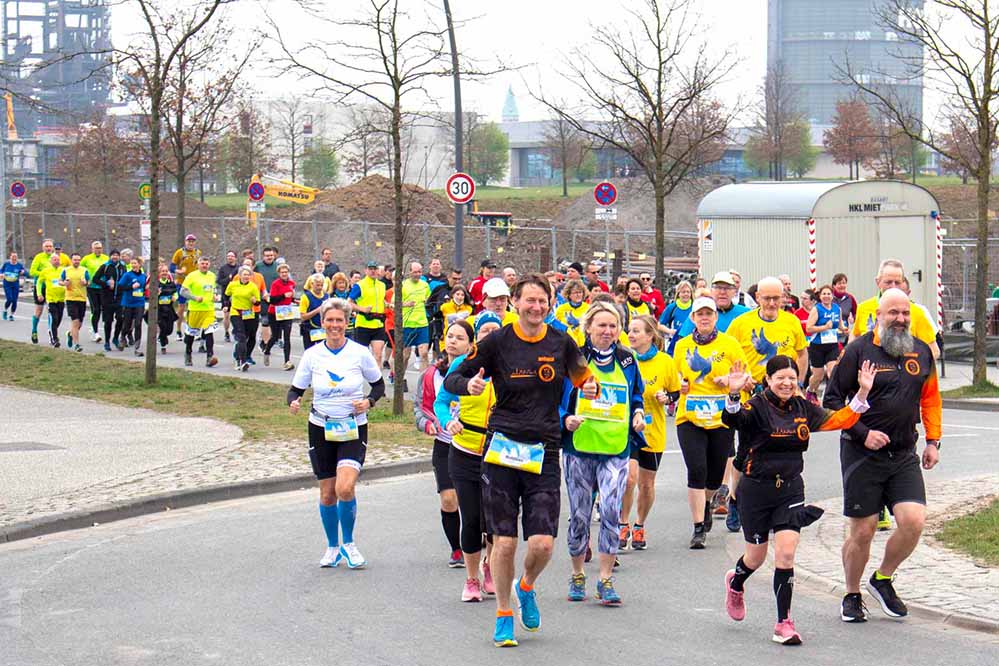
[0,339,428,449]
[936,498,999,566]
[941,381,999,399]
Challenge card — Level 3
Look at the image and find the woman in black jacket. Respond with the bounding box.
[719,355,875,646]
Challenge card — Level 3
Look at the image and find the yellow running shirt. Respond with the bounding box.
[635,350,681,452]
[726,309,807,383]
[182,270,217,312]
[61,266,90,302]
[36,265,67,303]
[851,295,936,345]
[225,280,260,313]
[673,332,746,429]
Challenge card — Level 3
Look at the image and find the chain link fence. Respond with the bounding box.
[941,227,999,333]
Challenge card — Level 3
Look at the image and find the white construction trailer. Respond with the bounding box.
[695,180,942,325]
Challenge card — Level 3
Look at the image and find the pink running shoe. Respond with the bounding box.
[725,570,746,621]
[462,577,483,602]
[483,561,496,595]
[772,619,802,645]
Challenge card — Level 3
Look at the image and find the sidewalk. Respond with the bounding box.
[792,475,999,631]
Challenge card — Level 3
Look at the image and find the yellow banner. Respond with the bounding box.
[264,184,317,204]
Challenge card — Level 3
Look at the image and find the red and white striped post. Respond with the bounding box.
[697,219,703,277]
[934,211,943,330]
[807,217,817,289]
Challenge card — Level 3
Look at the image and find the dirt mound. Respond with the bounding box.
[282,174,453,225]
[23,182,218,217]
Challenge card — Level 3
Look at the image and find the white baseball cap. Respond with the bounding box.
[692,296,717,313]
[483,277,511,298]
[711,271,736,286]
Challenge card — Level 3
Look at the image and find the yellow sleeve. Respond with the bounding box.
[662,355,681,392]
[171,249,183,265]
[726,315,745,346]
[911,307,936,344]
[299,297,309,314]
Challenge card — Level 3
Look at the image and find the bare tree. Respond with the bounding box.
[542,110,590,196]
[536,0,737,295]
[749,61,803,180]
[823,98,878,179]
[342,104,390,180]
[939,112,986,185]
[273,95,318,183]
[840,0,999,385]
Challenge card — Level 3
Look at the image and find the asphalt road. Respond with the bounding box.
[2,408,997,666]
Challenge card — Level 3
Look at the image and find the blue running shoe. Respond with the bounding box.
[514,578,540,631]
[726,498,741,532]
[493,614,518,647]
[338,542,366,569]
[595,577,622,606]
[567,573,586,601]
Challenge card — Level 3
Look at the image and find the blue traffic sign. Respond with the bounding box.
[594,181,617,207]
[10,181,26,199]
[248,182,266,201]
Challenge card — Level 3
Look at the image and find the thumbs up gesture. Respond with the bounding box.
[468,367,487,395]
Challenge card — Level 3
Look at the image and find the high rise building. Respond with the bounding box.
[767,0,923,125]
[501,85,519,123]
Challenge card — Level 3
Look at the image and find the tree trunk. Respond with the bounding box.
[653,168,666,297]
[145,89,163,386]
[391,100,405,416]
[973,148,991,384]
[176,158,187,252]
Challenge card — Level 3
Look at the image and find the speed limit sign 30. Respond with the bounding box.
[446,172,476,205]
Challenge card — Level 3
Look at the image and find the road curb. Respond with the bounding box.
[0,456,433,545]
[942,398,999,412]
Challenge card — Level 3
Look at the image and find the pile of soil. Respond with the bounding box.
[281,175,453,225]
[21,182,218,217]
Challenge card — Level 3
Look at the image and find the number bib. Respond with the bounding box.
[132,286,144,298]
[275,304,295,321]
[685,394,726,428]
[324,415,359,443]
[241,309,255,320]
[158,295,172,305]
[576,382,628,422]
[819,328,838,344]
[3,272,17,282]
[309,328,325,342]
[484,431,544,474]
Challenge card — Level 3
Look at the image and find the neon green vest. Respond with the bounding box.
[354,277,386,329]
[572,359,630,456]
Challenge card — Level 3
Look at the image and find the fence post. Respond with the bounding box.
[485,225,491,258]
[68,213,76,250]
[219,217,226,261]
[624,233,631,276]
[362,221,371,263]
[102,213,109,249]
[311,218,319,260]
[255,215,262,259]
[550,227,557,270]
[571,229,577,260]
[423,221,430,262]
[604,222,610,274]
[41,210,46,239]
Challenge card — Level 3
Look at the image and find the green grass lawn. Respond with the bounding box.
[200,193,297,210]
[941,381,999,399]
[0,339,426,448]
[936,498,999,566]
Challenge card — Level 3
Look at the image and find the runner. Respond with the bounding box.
[444,274,597,648]
[562,301,645,607]
[436,313,503,602]
[118,250,138,348]
[831,273,857,340]
[61,252,90,351]
[721,356,876,645]
[468,259,496,312]
[778,274,800,312]
[155,264,178,354]
[674,296,747,549]
[35,253,67,347]
[349,261,389,366]
[414,319,475,571]
[171,234,202,342]
[824,288,942,624]
[287,298,385,570]
[439,284,473,351]
[620,315,681,551]
[624,278,652,322]
[2,251,25,320]
[263,263,297,370]
[659,280,693,356]
[553,279,589,341]
[225,266,262,371]
[118,256,147,357]
[805,284,846,403]
[255,246,280,350]
[320,247,340,277]
[80,240,108,341]
[401,261,432,371]
[502,267,518,289]
[28,239,67,344]
[472,278,519,328]
[730,270,757,308]
[217,250,239,343]
[93,250,125,352]
[241,257,266,365]
[585,262,610,292]
[639,272,665,317]
[179,255,219,368]
[330,272,351,300]
[299,273,328,352]
[849,259,939,358]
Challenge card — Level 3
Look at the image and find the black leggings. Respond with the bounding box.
[47,302,64,338]
[232,316,258,364]
[449,446,486,554]
[157,307,176,347]
[185,331,214,356]
[102,301,122,343]
[677,422,733,491]
[121,306,144,349]
[265,319,293,362]
[87,289,103,332]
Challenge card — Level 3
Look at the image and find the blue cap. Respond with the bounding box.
[474,311,503,334]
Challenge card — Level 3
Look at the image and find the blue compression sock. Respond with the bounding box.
[319,503,339,548]
[338,498,357,544]
[31,315,38,333]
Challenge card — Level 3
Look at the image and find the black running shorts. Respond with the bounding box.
[66,300,86,322]
[432,438,455,493]
[737,474,806,544]
[307,421,367,480]
[808,342,840,367]
[353,326,388,346]
[630,448,664,472]
[481,436,560,540]
[840,441,926,518]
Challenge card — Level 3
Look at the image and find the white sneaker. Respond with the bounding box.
[413,358,421,370]
[320,546,341,568]
[339,542,367,569]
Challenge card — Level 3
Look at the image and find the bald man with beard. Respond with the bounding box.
[824,288,942,624]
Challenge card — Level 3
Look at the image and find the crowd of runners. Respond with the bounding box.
[4,236,944,648]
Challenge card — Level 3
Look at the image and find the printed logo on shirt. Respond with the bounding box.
[686,347,713,382]
[537,355,554,362]
[326,371,344,387]
[796,423,810,441]
[537,364,556,382]
[904,359,920,376]
[751,327,785,362]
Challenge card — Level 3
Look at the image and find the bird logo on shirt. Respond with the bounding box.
[326,371,344,388]
[686,347,713,383]
[751,328,778,364]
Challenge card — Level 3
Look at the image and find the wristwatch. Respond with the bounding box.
[728,392,741,402]
[926,439,941,450]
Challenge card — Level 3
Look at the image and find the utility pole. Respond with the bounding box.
[0,128,6,256]
[444,0,463,270]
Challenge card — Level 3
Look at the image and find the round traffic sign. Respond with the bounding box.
[10,181,26,199]
[446,172,476,205]
[594,181,617,207]
[248,182,266,201]
[138,183,152,200]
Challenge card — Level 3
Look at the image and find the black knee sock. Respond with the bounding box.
[204,333,215,356]
[441,509,461,552]
[774,567,794,622]
[729,555,756,592]
[185,334,194,354]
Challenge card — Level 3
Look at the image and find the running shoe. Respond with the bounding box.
[66,332,72,348]
[197,342,206,353]
[462,577,483,602]
[726,498,741,532]
[7,314,13,321]
[75,345,83,353]
[631,526,647,550]
[711,484,728,514]
[31,331,38,344]
[619,523,631,550]
[567,572,587,601]
[841,592,868,622]
[114,340,124,351]
[264,353,271,367]
[667,402,676,417]
[177,331,184,341]
[319,546,341,568]
[514,578,540,631]
[52,338,60,349]
[206,355,218,367]
[595,577,622,606]
[483,561,495,595]
[134,349,143,357]
[702,502,713,533]
[259,340,267,353]
[592,498,601,523]
[224,333,231,343]
[338,542,367,569]
[94,332,102,343]
[2,312,6,320]
[104,343,111,352]
[724,570,746,621]
[493,615,517,647]
[772,619,802,645]
[867,573,908,617]
[283,361,295,371]
[161,346,167,354]
[184,352,193,367]
[247,358,256,365]
[448,549,465,568]
[690,525,706,550]
[241,361,250,372]
[877,506,892,531]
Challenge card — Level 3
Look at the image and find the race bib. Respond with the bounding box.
[158,295,172,305]
[685,394,726,428]
[819,328,838,344]
[275,304,295,321]
[202,283,213,293]
[240,310,255,320]
[324,415,359,442]
[484,431,544,474]
[132,286,143,298]
[3,271,17,282]
[51,278,60,287]
[309,328,325,342]
[575,382,628,422]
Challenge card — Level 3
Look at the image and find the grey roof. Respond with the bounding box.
[697,181,849,218]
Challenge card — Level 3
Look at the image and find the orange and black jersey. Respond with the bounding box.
[444,322,592,449]
[723,390,862,480]
[824,331,941,452]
